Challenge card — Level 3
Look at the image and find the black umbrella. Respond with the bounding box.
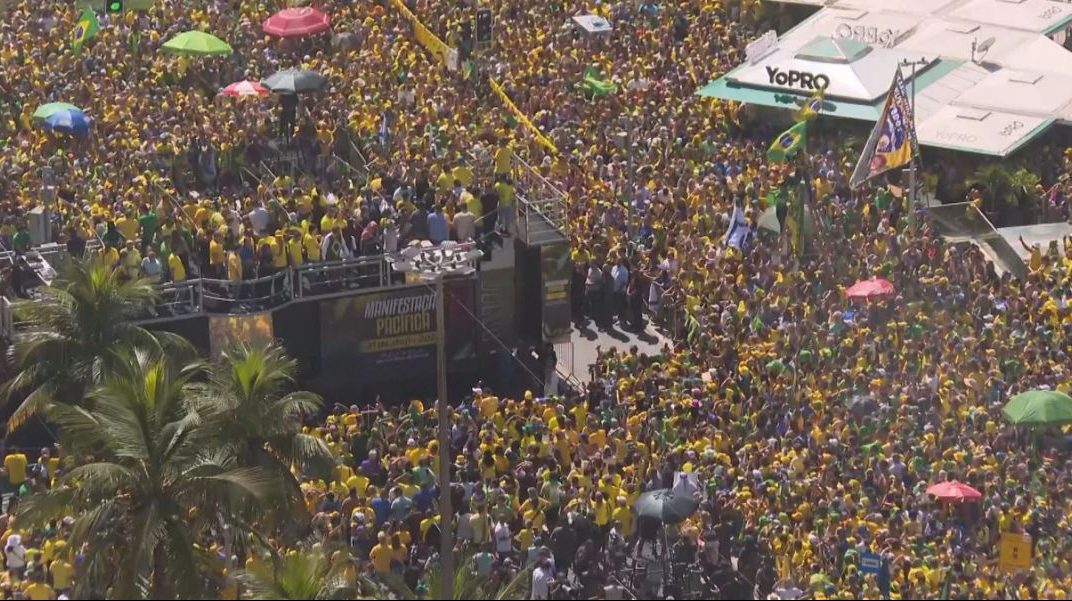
[261,69,327,93]
[635,488,700,524]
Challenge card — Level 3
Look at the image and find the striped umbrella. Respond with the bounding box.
[220,80,270,98]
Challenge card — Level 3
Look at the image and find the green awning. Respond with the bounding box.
[696,77,883,121]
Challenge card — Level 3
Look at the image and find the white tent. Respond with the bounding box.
[572,15,612,34]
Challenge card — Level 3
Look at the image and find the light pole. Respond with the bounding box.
[388,242,481,600]
[616,113,636,240]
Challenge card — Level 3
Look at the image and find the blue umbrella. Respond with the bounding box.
[43,108,91,135]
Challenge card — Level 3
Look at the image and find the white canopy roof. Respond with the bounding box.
[705,0,1072,155]
[727,36,931,102]
[915,105,1051,155]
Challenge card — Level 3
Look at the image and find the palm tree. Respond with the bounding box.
[17,350,281,599]
[2,257,191,431]
[967,163,1015,214]
[193,342,333,519]
[380,554,532,600]
[237,544,366,600]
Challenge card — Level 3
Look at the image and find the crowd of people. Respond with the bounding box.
[0,0,1070,599]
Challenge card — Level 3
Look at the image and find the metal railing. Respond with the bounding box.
[511,152,568,245]
[293,255,386,299]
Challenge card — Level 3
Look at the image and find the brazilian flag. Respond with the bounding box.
[794,87,824,122]
[72,8,99,53]
[767,120,807,164]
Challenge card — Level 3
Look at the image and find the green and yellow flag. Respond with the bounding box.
[767,120,807,164]
[795,87,824,122]
[72,8,99,53]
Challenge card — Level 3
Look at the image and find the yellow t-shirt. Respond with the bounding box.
[227,252,242,282]
[49,559,73,591]
[494,147,512,175]
[24,582,54,601]
[115,216,138,241]
[101,247,119,269]
[167,253,186,282]
[271,236,288,269]
[320,215,336,234]
[453,165,474,188]
[287,238,304,267]
[4,453,27,485]
[369,544,392,573]
[209,239,225,266]
[495,181,515,206]
[303,233,320,262]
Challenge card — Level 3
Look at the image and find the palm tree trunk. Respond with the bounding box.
[152,543,172,600]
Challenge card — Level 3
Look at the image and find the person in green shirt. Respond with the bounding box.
[11,224,31,252]
[139,209,158,255]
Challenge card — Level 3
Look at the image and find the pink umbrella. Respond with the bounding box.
[219,80,269,98]
[262,7,331,38]
[925,481,982,503]
[845,277,895,300]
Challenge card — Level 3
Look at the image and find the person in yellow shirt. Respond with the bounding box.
[320,206,339,234]
[100,245,120,270]
[48,557,74,594]
[226,250,242,282]
[286,230,304,268]
[270,231,288,270]
[369,533,392,574]
[4,452,27,486]
[303,226,321,262]
[208,231,226,278]
[494,145,512,176]
[114,211,139,242]
[494,176,516,235]
[167,252,186,282]
[23,575,54,601]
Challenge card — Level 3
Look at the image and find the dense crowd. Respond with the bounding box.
[0,0,1071,599]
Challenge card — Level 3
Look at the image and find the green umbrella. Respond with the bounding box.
[1002,390,1072,426]
[33,102,80,120]
[161,31,233,56]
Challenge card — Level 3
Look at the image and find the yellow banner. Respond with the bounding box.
[387,0,556,155]
[489,79,559,155]
[389,0,457,70]
[998,532,1031,573]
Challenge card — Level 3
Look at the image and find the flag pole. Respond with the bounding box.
[901,58,927,229]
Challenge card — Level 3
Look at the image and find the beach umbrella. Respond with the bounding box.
[161,31,233,56]
[1002,389,1072,426]
[220,80,270,98]
[43,108,91,135]
[845,278,895,301]
[635,489,699,524]
[926,481,982,503]
[262,69,327,93]
[33,102,80,120]
[263,7,331,38]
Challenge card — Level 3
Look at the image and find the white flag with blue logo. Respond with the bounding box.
[724,205,751,250]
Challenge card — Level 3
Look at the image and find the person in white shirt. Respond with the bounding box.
[140,250,163,282]
[247,200,270,235]
[530,558,554,600]
[493,518,513,556]
[453,207,477,241]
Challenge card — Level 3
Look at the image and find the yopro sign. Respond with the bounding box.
[835,24,899,48]
[766,66,830,91]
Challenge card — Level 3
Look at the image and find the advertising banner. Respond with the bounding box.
[541,242,572,343]
[321,280,477,381]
